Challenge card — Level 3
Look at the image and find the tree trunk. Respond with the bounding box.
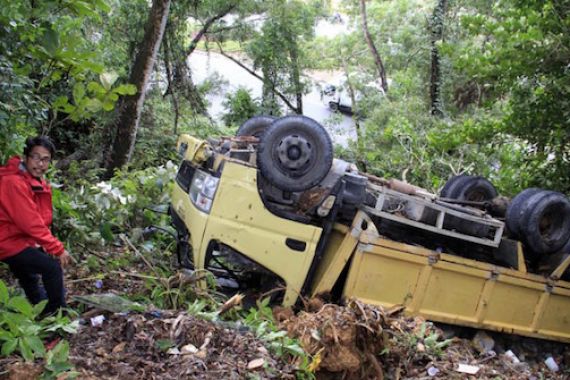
[289,43,303,114]
[430,0,448,117]
[360,0,388,93]
[104,0,171,177]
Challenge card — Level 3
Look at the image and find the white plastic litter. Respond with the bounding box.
[90,315,105,327]
[455,363,480,375]
[545,356,559,372]
[505,350,521,364]
[427,366,440,376]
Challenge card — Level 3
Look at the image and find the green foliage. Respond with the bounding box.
[244,0,319,113]
[244,298,314,378]
[222,87,261,127]
[449,0,570,192]
[402,321,453,359]
[0,0,135,153]
[42,340,78,379]
[52,162,177,250]
[0,280,78,377]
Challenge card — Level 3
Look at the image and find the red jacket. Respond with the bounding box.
[0,156,64,259]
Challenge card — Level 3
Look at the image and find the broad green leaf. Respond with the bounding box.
[62,320,80,334]
[18,338,33,362]
[51,339,70,362]
[52,96,69,109]
[87,81,105,94]
[113,84,137,95]
[100,72,119,91]
[0,280,8,304]
[102,100,115,111]
[93,0,112,13]
[24,336,45,357]
[0,331,14,341]
[32,300,48,318]
[7,296,33,318]
[284,343,305,356]
[100,222,114,242]
[73,83,85,103]
[42,26,59,56]
[86,98,103,112]
[1,339,17,356]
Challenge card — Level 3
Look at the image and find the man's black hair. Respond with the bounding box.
[23,136,56,157]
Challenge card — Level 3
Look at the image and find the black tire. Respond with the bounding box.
[519,191,570,255]
[440,175,470,198]
[329,101,339,111]
[449,176,498,202]
[257,115,333,192]
[505,188,542,238]
[236,115,276,138]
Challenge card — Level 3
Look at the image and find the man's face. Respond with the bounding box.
[25,146,51,178]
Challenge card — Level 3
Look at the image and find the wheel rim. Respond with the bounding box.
[276,135,312,172]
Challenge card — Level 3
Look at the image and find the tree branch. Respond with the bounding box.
[216,43,300,113]
[186,4,237,56]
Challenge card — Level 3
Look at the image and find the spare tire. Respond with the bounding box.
[519,191,570,255]
[236,115,276,138]
[257,115,333,192]
[505,188,542,238]
[440,175,469,198]
[441,175,497,202]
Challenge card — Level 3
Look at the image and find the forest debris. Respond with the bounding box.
[218,293,244,314]
[6,362,43,380]
[455,363,480,374]
[112,342,127,353]
[73,293,145,313]
[472,330,495,354]
[69,312,297,379]
[247,358,265,370]
[181,344,198,355]
[278,298,387,376]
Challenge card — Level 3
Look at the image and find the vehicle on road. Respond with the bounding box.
[169,115,570,343]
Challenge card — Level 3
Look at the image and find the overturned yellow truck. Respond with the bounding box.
[169,115,570,343]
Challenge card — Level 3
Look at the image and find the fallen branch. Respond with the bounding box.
[120,234,161,278]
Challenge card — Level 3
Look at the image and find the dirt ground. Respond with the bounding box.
[1,261,569,379]
[1,296,569,379]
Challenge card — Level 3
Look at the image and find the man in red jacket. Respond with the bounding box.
[0,136,71,315]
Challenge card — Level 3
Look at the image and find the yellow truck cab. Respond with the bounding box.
[169,115,570,343]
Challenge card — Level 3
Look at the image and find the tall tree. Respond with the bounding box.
[429,0,448,117]
[359,0,388,93]
[245,0,317,115]
[104,0,171,177]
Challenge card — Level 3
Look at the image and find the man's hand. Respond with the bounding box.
[58,250,72,268]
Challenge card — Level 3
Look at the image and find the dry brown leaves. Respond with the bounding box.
[68,311,297,380]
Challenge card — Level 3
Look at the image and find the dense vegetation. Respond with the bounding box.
[0,0,569,375]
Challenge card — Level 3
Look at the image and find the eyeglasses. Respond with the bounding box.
[29,154,52,165]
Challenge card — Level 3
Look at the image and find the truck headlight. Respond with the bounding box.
[189,170,219,213]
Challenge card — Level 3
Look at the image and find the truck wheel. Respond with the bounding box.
[519,191,570,255]
[441,175,497,202]
[236,115,276,138]
[505,188,542,237]
[329,101,339,111]
[257,115,333,192]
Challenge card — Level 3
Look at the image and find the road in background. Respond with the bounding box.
[188,50,356,146]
